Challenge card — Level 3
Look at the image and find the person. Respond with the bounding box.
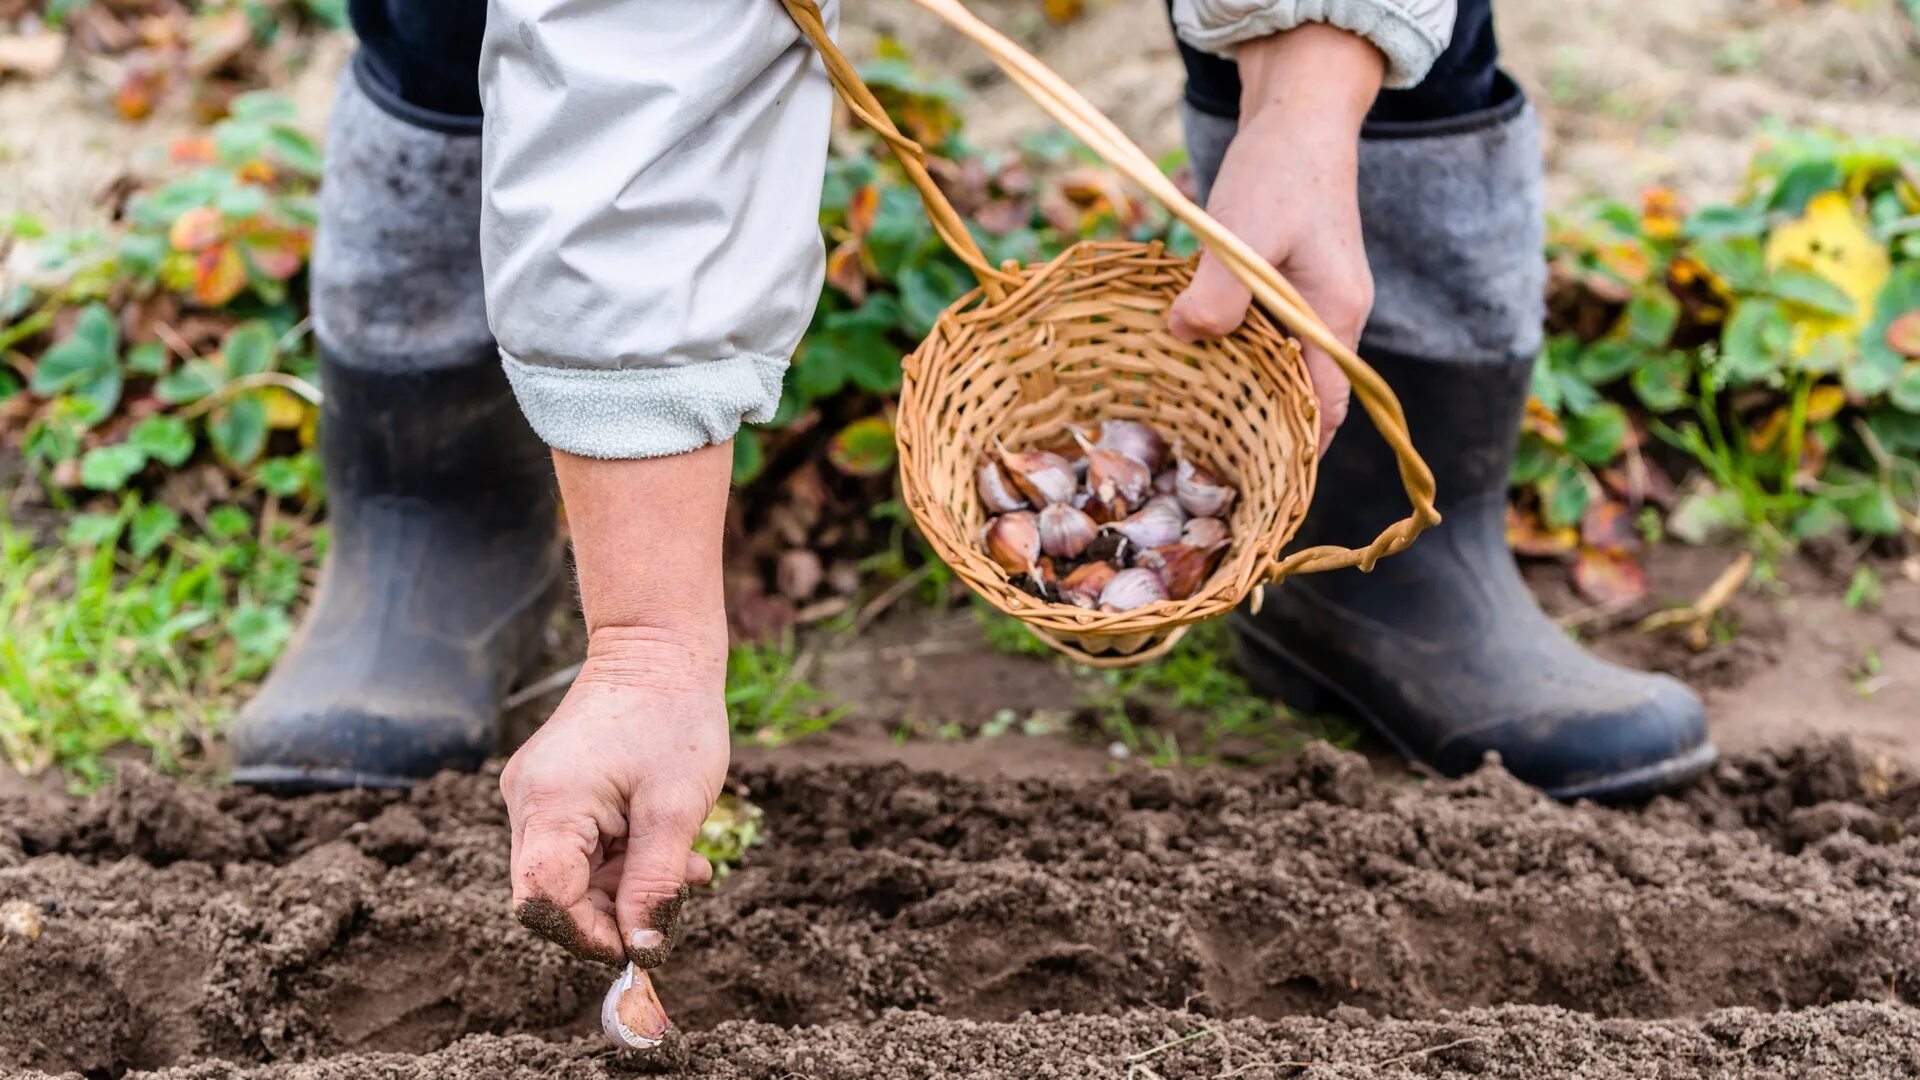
[230,0,1717,966]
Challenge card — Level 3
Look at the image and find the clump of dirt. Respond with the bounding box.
[3,743,1917,1078]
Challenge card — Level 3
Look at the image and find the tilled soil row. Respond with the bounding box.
[1,742,1916,1076]
[18,1003,1920,1079]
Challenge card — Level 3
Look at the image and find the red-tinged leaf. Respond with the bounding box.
[826,415,896,477]
[846,185,879,238]
[1505,505,1578,558]
[1040,0,1083,22]
[1572,546,1649,606]
[1038,191,1079,235]
[1599,456,1677,510]
[1521,397,1566,445]
[242,232,306,280]
[236,158,276,186]
[192,243,246,306]
[973,197,1030,236]
[114,66,163,121]
[169,135,217,165]
[1886,311,1920,358]
[1580,497,1637,550]
[994,160,1033,196]
[170,206,223,253]
[824,238,866,304]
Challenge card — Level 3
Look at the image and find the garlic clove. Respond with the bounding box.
[1181,516,1230,549]
[1139,540,1228,600]
[983,511,1041,576]
[996,443,1078,507]
[1073,430,1152,510]
[1098,567,1169,612]
[1153,468,1179,495]
[602,962,671,1049]
[1038,503,1098,559]
[1142,492,1188,522]
[1175,455,1237,519]
[1107,500,1184,551]
[977,457,1029,514]
[1094,419,1168,472]
[1060,560,1119,608]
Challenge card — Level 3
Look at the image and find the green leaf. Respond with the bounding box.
[69,366,123,427]
[1540,459,1592,530]
[30,302,118,395]
[1667,487,1744,545]
[227,602,293,660]
[1622,291,1680,348]
[1720,299,1791,384]
[1576,339,1641,385]
[1691,236,1766,292]
[129,503,181,557]
[1838,484,1901,536]
[256,455,308,497]
[1768,266,1856,318]
[209,394,269,467]
[78,443,148,491]
[129,414,196,467]
[214,119,269,167]
[267,128,325,177]
[1682,205,1767,241]
[63,512,122,547]
[154,358,225,404]
[1631,350,1692,412]
[1789,500,1848,543]
[126,342,168,376]
[1510,434,1557,486]
[221,321,276,377]
[826,416,897,477]
[216,183,267,220]
[228,92,299,124]
[731,431,765,486]
[118,233,166,277]
[1767,159,1843,215]
[1563,401,1629,465]
[207,504,252,539]
[1857,263,1920,399]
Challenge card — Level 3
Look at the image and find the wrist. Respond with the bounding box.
[579,623,728,691]
[1237,24,1384,132]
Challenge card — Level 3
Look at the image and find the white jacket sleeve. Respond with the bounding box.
[478,0,837,460]
[1172,0,1456,89]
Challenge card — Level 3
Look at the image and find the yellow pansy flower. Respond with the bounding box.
[1763,191,1891,361]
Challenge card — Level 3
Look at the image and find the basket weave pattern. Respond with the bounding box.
[899,242,1318,660]
[782,0,1439,665]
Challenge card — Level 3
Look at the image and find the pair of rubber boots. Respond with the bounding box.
[234,77,1715,799]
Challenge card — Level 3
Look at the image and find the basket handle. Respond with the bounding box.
[781,0,1441,576]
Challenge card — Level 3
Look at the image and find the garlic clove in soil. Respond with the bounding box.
[1175,455,1236,519]
[1181,516,1229,549]
[1092,419,1167,473]
[602,962,671,1049]
[1106,499,1184,551]
[1038,503,1099,559]
[977,457,1029,514]
[1098,567,1169,612]
[995,443,1078,507]
[983,511,1041,576]
[1059,560,1119,608]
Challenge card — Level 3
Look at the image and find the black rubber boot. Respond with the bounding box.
[1230,349,1715,800]
[230,70,565,790]
[1184,77,1715,800]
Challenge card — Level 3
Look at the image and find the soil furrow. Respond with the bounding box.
[1,743,1916,1077]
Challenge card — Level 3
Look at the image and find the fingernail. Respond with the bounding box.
[630,928,665,952]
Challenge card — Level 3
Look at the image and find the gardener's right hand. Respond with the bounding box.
[501,627,730,969]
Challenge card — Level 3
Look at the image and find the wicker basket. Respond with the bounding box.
[783,0,1440,666]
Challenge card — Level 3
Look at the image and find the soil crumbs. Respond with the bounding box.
[2,741,1918,1078]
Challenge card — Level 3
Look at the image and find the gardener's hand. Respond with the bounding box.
[1167,24,1385,454]
[502,443,736,970]
[503,629,729,969]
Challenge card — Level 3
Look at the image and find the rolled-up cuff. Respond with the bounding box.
[1175,0,1448,89]
[501,351,787,460]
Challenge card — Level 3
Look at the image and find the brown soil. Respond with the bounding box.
[5,741,1918,1078]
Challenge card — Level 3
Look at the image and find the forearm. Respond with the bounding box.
[554,444,733,676]
[1236,23,1384,130]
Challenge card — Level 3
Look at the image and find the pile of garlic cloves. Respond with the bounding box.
[977,420,1237,612]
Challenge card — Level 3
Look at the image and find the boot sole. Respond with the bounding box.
[1232,615,1719,803]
